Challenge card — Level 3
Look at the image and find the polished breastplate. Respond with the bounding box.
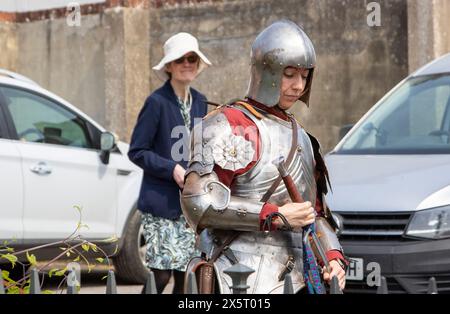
[202,107,319,294]
[232,106,317,207]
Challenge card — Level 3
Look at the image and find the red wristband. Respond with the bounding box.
[259,203,279,231]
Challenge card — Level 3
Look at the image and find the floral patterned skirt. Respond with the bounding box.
[141,213,199,272]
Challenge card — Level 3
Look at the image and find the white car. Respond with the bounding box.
[0,69,147,283]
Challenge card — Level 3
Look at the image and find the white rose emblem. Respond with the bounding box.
[211,134,255,171]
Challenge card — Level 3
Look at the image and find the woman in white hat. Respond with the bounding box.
[128,32,211,294]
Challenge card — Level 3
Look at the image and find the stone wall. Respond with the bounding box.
[4,0,447,152]
[149,0,409,152]
[0,23,18,73]
[0,6,150,142]
[408,0,450,73]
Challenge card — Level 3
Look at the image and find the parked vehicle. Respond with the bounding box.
[325,53,450,293]
[0,69,146,283]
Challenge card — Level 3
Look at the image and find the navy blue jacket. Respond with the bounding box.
[128,80,208,219]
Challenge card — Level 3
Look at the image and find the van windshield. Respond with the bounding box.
[338,74,450,154]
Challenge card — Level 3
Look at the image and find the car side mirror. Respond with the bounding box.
[100,132,116,165]
[339,124,355,141]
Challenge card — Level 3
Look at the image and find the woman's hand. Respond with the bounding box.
[322,259,346,291]
[276,201,315,230]
[173,164,186,189]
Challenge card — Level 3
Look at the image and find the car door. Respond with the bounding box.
[0,85,118,241]
[0,89,23,242]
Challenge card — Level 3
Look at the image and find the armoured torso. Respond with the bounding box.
[195,105,318,294]
[213,231,305,294]
[231,106,317,208]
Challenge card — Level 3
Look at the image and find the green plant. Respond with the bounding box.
[0,205,118,294]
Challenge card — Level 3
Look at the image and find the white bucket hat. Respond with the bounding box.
[152,32,212,81]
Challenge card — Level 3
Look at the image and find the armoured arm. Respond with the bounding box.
[307,133,345,260]
[180,109,267,233]
[308,131,340,231]
[315,216,343,253]
[181,171,263,233]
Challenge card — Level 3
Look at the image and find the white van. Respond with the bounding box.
[325,53,450,293]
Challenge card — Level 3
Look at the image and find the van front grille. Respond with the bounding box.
[337,212,413,241]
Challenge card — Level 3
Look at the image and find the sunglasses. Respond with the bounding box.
[174,55,199,64]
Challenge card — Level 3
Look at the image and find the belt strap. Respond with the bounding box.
[210,233,240,263]
[234,101,264,120]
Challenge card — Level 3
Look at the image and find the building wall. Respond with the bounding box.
[0,22,18,72]
[3,0,446,153]
[408,0,450,73]
[14,13,107,125]
[0,5,151,142]
[149,0,409,152]
[433,0,450,59]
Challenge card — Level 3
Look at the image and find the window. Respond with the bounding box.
[339,74,450,154]
[0,86,92,149]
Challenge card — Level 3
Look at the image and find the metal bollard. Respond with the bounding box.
[66,270,78,294]
[186,272,199,294]
[223,263,255,294]
[0,269,4,294]
[144,271,157,294]
[106,270,117,294]
[376,276,388,294]
[330,275,343,294]
[29,268,41,294]
[427,277,438,294]
[283,273,294,294]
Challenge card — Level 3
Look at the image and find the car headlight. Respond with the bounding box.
[405,205,450,239]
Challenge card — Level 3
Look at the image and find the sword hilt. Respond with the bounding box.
[273,156,332,276]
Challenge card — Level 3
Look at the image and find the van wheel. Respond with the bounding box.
[113,210,149,284]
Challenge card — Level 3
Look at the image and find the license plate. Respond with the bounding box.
[345,257,364,281]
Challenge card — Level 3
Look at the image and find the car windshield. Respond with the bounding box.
[338,73,450,154]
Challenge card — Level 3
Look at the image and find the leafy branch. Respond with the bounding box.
[0,205,118,294]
